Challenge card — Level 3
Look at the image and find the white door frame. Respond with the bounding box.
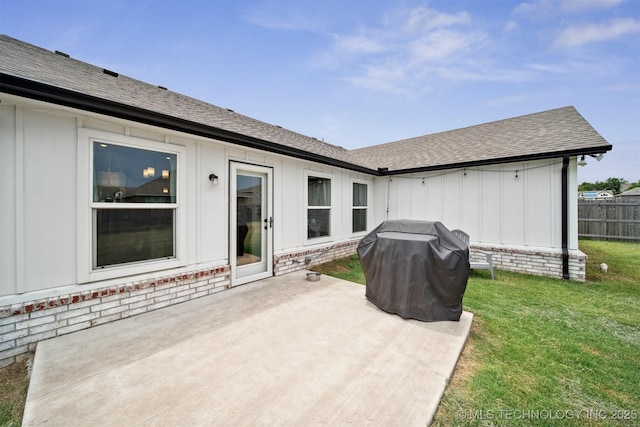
[230,162,273,286]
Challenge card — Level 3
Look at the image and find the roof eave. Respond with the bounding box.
[0,73,379,175]
[378,147,613,176]
[0,73,613,178]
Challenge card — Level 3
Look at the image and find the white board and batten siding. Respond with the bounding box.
[0,94,584,368]
[378,160,585,283]
[374,159,579,250]
[0,98,373,300]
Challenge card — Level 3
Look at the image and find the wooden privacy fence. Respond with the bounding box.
[578,199,640,242]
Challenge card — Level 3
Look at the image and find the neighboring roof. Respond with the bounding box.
[351,106,612,173]
[579,190,615,199]
[0,35,612,175]
[618,187,640,197]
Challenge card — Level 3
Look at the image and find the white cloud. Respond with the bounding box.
[346,60,410,93]
[253,2,636,96]
[504,20,519,32]
[311,6,502,93]
[243,2,326,32]
[347,76,400,93]
[408,30,481,63]
[334,34,388,54]
[554,18,640,47]
[598,82,640,93]
[528,58,612,76]
[403,7,471,32]
[515,0,624,17]
[486,94,529,107]
[560,0,625,12]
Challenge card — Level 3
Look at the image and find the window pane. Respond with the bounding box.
[353,183,367,207]
[308,177,331,206]
[308,208,330,238]
[352,209,367,233]
[237,174,263,265]
[94,142,177,203]
[95,209,174,267]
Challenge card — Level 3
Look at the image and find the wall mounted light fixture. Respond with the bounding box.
[209,173,219,185]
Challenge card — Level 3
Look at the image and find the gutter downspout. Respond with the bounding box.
[561,155,570,280]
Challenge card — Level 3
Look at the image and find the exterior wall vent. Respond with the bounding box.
[103,69,119,77]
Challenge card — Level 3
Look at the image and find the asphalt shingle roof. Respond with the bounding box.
[619,187,640,197]
[0,35,612,174]
[0,35,357,166]
[351,106,612,172]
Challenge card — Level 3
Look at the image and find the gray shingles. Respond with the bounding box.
[0,35,612,173]
[0,35,357,165]
[350,106,611,171]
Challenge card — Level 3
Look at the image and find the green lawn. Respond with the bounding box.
[313,240,640,426]
[3,241,637,426]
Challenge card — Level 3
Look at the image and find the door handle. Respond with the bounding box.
[264,217,274,229]
[269,216,274,228]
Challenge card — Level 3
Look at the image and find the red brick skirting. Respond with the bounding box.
[0,241,586,368]
[274,240,360,276]
[471,244,586,281]
[0,265,230,368]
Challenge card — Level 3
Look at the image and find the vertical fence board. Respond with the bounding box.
[578,200,640,241]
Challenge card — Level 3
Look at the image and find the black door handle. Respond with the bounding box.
[264,217,274,229]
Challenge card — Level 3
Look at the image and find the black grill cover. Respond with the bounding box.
[357,220,470,321]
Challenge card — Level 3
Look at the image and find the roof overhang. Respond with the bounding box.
[377,146,612,176]
[1,73,612,177]
[0,73,379,175]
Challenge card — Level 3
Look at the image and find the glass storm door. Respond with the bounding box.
[230,162,273,286]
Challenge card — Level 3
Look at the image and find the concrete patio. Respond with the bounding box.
[22,270,472,426]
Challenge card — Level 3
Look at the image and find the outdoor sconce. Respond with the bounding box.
[209,173,219,185]
[577,156,587,167]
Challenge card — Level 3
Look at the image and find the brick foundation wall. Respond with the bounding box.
[0,266,230,368]
[472,244,586,282]
[273,239,586,281]
[274,240,360,276]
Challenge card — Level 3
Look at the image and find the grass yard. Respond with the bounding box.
[0,354,31,426]
[313,240,640,426]
[1,241,637,426]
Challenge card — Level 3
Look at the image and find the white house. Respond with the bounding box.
[579,190,615,199]
[0,36,612,367]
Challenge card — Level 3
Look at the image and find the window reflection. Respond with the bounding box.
[93,142,176,203]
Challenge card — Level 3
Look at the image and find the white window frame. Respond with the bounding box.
[351,179,369,235]
[304,170,333,244]
[77,129,187,283]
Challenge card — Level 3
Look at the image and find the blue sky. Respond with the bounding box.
[1,0,639,184]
